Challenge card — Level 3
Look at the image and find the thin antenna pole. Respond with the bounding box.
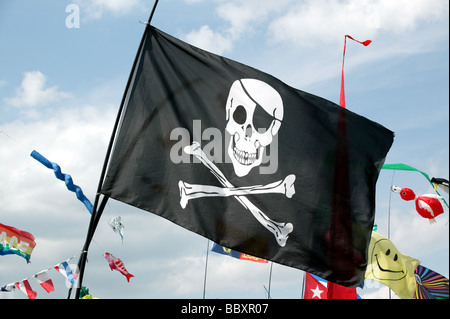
[202,240,210,299]
[388,170,396,240]
[72,0,160,299]
[301,271,305,299]
[267,262,273,299]
[387,169,396,300]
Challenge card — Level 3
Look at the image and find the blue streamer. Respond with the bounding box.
[30,150,93,214]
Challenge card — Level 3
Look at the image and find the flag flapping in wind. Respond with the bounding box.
[0,223,36,263]
[100,26,394,287]
[303,273,357,299]
[365,232,421,298]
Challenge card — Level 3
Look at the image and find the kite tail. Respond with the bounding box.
[30,150,93,214]
[125,273,134,282]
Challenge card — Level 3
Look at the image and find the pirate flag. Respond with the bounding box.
[100,26,394,287]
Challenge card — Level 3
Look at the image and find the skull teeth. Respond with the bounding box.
[233,146,257,166]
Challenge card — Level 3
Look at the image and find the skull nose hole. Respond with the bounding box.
[245,124,252,138]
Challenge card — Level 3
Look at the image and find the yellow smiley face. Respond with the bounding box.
[365,232,421,299]
[370,238,407,281]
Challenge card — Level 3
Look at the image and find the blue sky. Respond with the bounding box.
[0,0,448,299]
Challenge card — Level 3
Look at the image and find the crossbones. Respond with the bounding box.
[179,142,294,247]
[179,174,296,208]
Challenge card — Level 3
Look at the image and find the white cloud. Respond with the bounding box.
[215,0,291,40]
[389,208,449,260]
[74,0,144,20]
[268,0,449,47]
[181,0,292,54]
[5,71,70,109]
[376,0,449,32]
[180,0,448,88]
[184,0,205,3]
[183,25,233,55]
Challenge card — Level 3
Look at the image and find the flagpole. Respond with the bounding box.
[301,271,305,299]
[202,240,210,299]
[267,262,273,299]
[72,0,160,299]
[387,170,396,300]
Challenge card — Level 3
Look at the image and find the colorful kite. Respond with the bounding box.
[108,216,124,242]
[104,252,134,282]
[391,185,444,224]
[30,150,93,214]
[431,177,449,194]
[382,163,449,208]
[0,222,36,263]
[365,231,421,299]
[414,265,449,299]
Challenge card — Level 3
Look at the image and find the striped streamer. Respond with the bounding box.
[30,150,93,214]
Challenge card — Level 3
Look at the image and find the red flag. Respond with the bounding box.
[304,273,357,299]
[35,270,55,293]
[304,273,328,299]
[15,280,37,299]
[327,281,357,299]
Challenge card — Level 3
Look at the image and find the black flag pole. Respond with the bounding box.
[72,0,160,299]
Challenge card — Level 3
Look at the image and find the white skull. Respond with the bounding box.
[225,79,283,177]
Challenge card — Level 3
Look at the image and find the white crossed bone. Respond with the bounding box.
[180,141,294,247]
[179,174,296,209]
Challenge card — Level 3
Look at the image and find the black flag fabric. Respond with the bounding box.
[101,26,394,287]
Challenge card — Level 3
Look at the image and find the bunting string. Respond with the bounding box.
[0,252,83,299]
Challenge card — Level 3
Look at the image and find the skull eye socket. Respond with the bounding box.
[233,105,247,125]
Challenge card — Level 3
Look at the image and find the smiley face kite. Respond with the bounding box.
[365,231,421,299]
